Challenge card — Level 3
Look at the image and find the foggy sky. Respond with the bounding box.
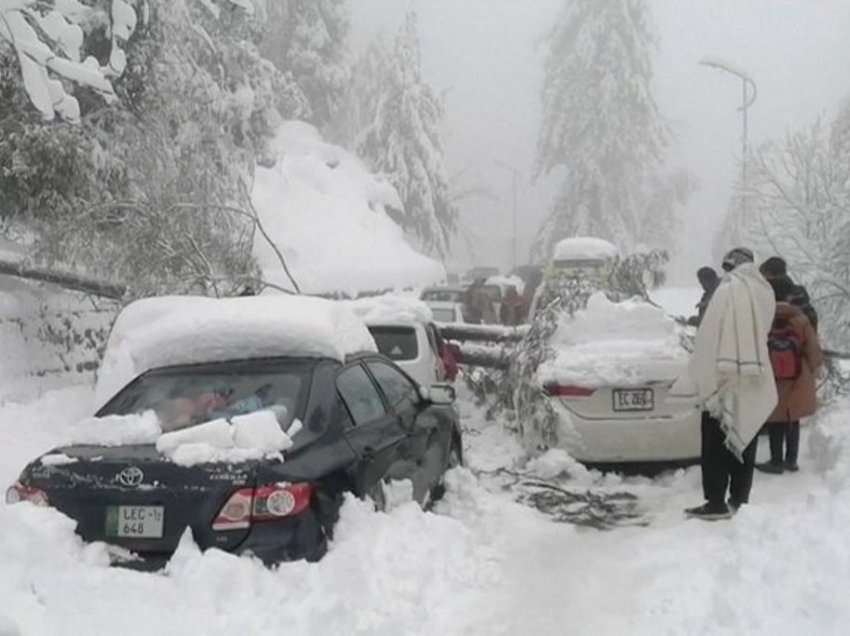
[351,1,850,280]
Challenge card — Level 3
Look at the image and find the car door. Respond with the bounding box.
[365,359,448,503]
[336,362,410,498]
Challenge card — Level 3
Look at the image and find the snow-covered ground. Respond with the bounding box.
[2,378,850,635]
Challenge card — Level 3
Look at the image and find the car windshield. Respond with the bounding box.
[368,326,419,361]
[422,289,464,302]
[98,360,314,434]
[431,307,456,323]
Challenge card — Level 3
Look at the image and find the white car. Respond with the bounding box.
[365,321,447,389]
[426,301,467,324]
[535,293,700,464]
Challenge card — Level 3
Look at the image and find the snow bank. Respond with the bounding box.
[538,292,688,387]
[345,294,433,325]
[156,410,293,467]
[252,121,445,296]
[552,237,619,262]
[94,294,375,409]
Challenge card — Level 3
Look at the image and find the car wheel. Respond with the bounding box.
[366,479,387,512]
[426,438,462,508]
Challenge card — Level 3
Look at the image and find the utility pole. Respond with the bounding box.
[699,58,758,229]
[495,160,521,271]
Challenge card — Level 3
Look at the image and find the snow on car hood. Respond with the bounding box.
[538,293,688,388]
[94,295,376,409]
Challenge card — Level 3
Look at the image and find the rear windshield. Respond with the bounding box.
[421,289,464,302]
[98,359,313,435]
[368,326,419,361]
[431,307,456,323]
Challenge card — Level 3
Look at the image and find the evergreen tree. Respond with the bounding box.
[259,0,350,129]
[534,0,670,258]
[356,12,457,259]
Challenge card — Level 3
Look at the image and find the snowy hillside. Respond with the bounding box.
[252,122,446,296]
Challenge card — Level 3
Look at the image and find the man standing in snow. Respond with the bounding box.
[671,248,778,520]
[687,266,720,327]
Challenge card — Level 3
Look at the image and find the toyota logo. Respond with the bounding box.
[116,466,144,488]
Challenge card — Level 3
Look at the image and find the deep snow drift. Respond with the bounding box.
[252,122,446,296]
[2,380,850,635]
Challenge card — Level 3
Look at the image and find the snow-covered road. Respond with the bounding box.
[1,384,849,636]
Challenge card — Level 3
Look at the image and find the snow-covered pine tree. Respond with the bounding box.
[534,0,669,259]
[356,12,457,259]
[259,0,350,129]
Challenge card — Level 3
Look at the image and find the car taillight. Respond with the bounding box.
[5,482,49,507]
[212,483,314,531]
[544,384,596,398]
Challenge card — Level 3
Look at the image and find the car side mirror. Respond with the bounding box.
[424,383,456,405]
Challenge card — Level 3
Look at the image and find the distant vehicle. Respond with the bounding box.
[420,286,467,304]
[5,296,462,570]
[463,266,500,283]
[529,237,620,318]
[426,301,467,324]
[366,320,453,387]
[550,237,619,279]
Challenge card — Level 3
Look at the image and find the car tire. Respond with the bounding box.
[426,438,462,508]
[366,479,387,512]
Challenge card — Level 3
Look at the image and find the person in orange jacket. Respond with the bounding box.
[757,276,824,474]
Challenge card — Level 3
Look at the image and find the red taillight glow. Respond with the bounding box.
[544,384,596,398]
[212,483,314,531]
[5,482,49,507]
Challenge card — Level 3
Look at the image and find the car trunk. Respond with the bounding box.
[27,445,257,557]
[553,381,686,420]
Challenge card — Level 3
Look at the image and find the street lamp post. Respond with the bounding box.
[494,160,520,271]
[699,57,758,222]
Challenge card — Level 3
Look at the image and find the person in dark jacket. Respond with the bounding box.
[688,267,720,327]
[760,257,818,331]
[757,276,824,474]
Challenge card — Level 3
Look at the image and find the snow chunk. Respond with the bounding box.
[252,122,445,296]
[231,409,292,451]
[40,453,78,467]
[94,294,376,409]
[552,237,620,262]
[156,410,293,467]
[68,411,161,447]
[345,294,434,325]
[539,293,687,388]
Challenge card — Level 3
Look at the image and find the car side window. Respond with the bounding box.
[367,361,420,414]
[336,365,387,425]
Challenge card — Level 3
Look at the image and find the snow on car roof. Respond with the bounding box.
[345,294,434,326]
[553,237,619,262]
[538,293,688,388]
[94,295,376,409]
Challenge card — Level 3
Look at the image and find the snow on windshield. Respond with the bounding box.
[94,295,375,409]
[539,292,688,388]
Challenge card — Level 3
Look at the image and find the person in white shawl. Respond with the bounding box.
[670,247,778,520]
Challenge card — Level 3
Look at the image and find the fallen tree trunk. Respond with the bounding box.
[454,342,512,370]
[438,323,528,344]
[0,259,126,300]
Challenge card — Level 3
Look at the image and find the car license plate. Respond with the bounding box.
[613,388,654,412]
[105,506,165,539]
